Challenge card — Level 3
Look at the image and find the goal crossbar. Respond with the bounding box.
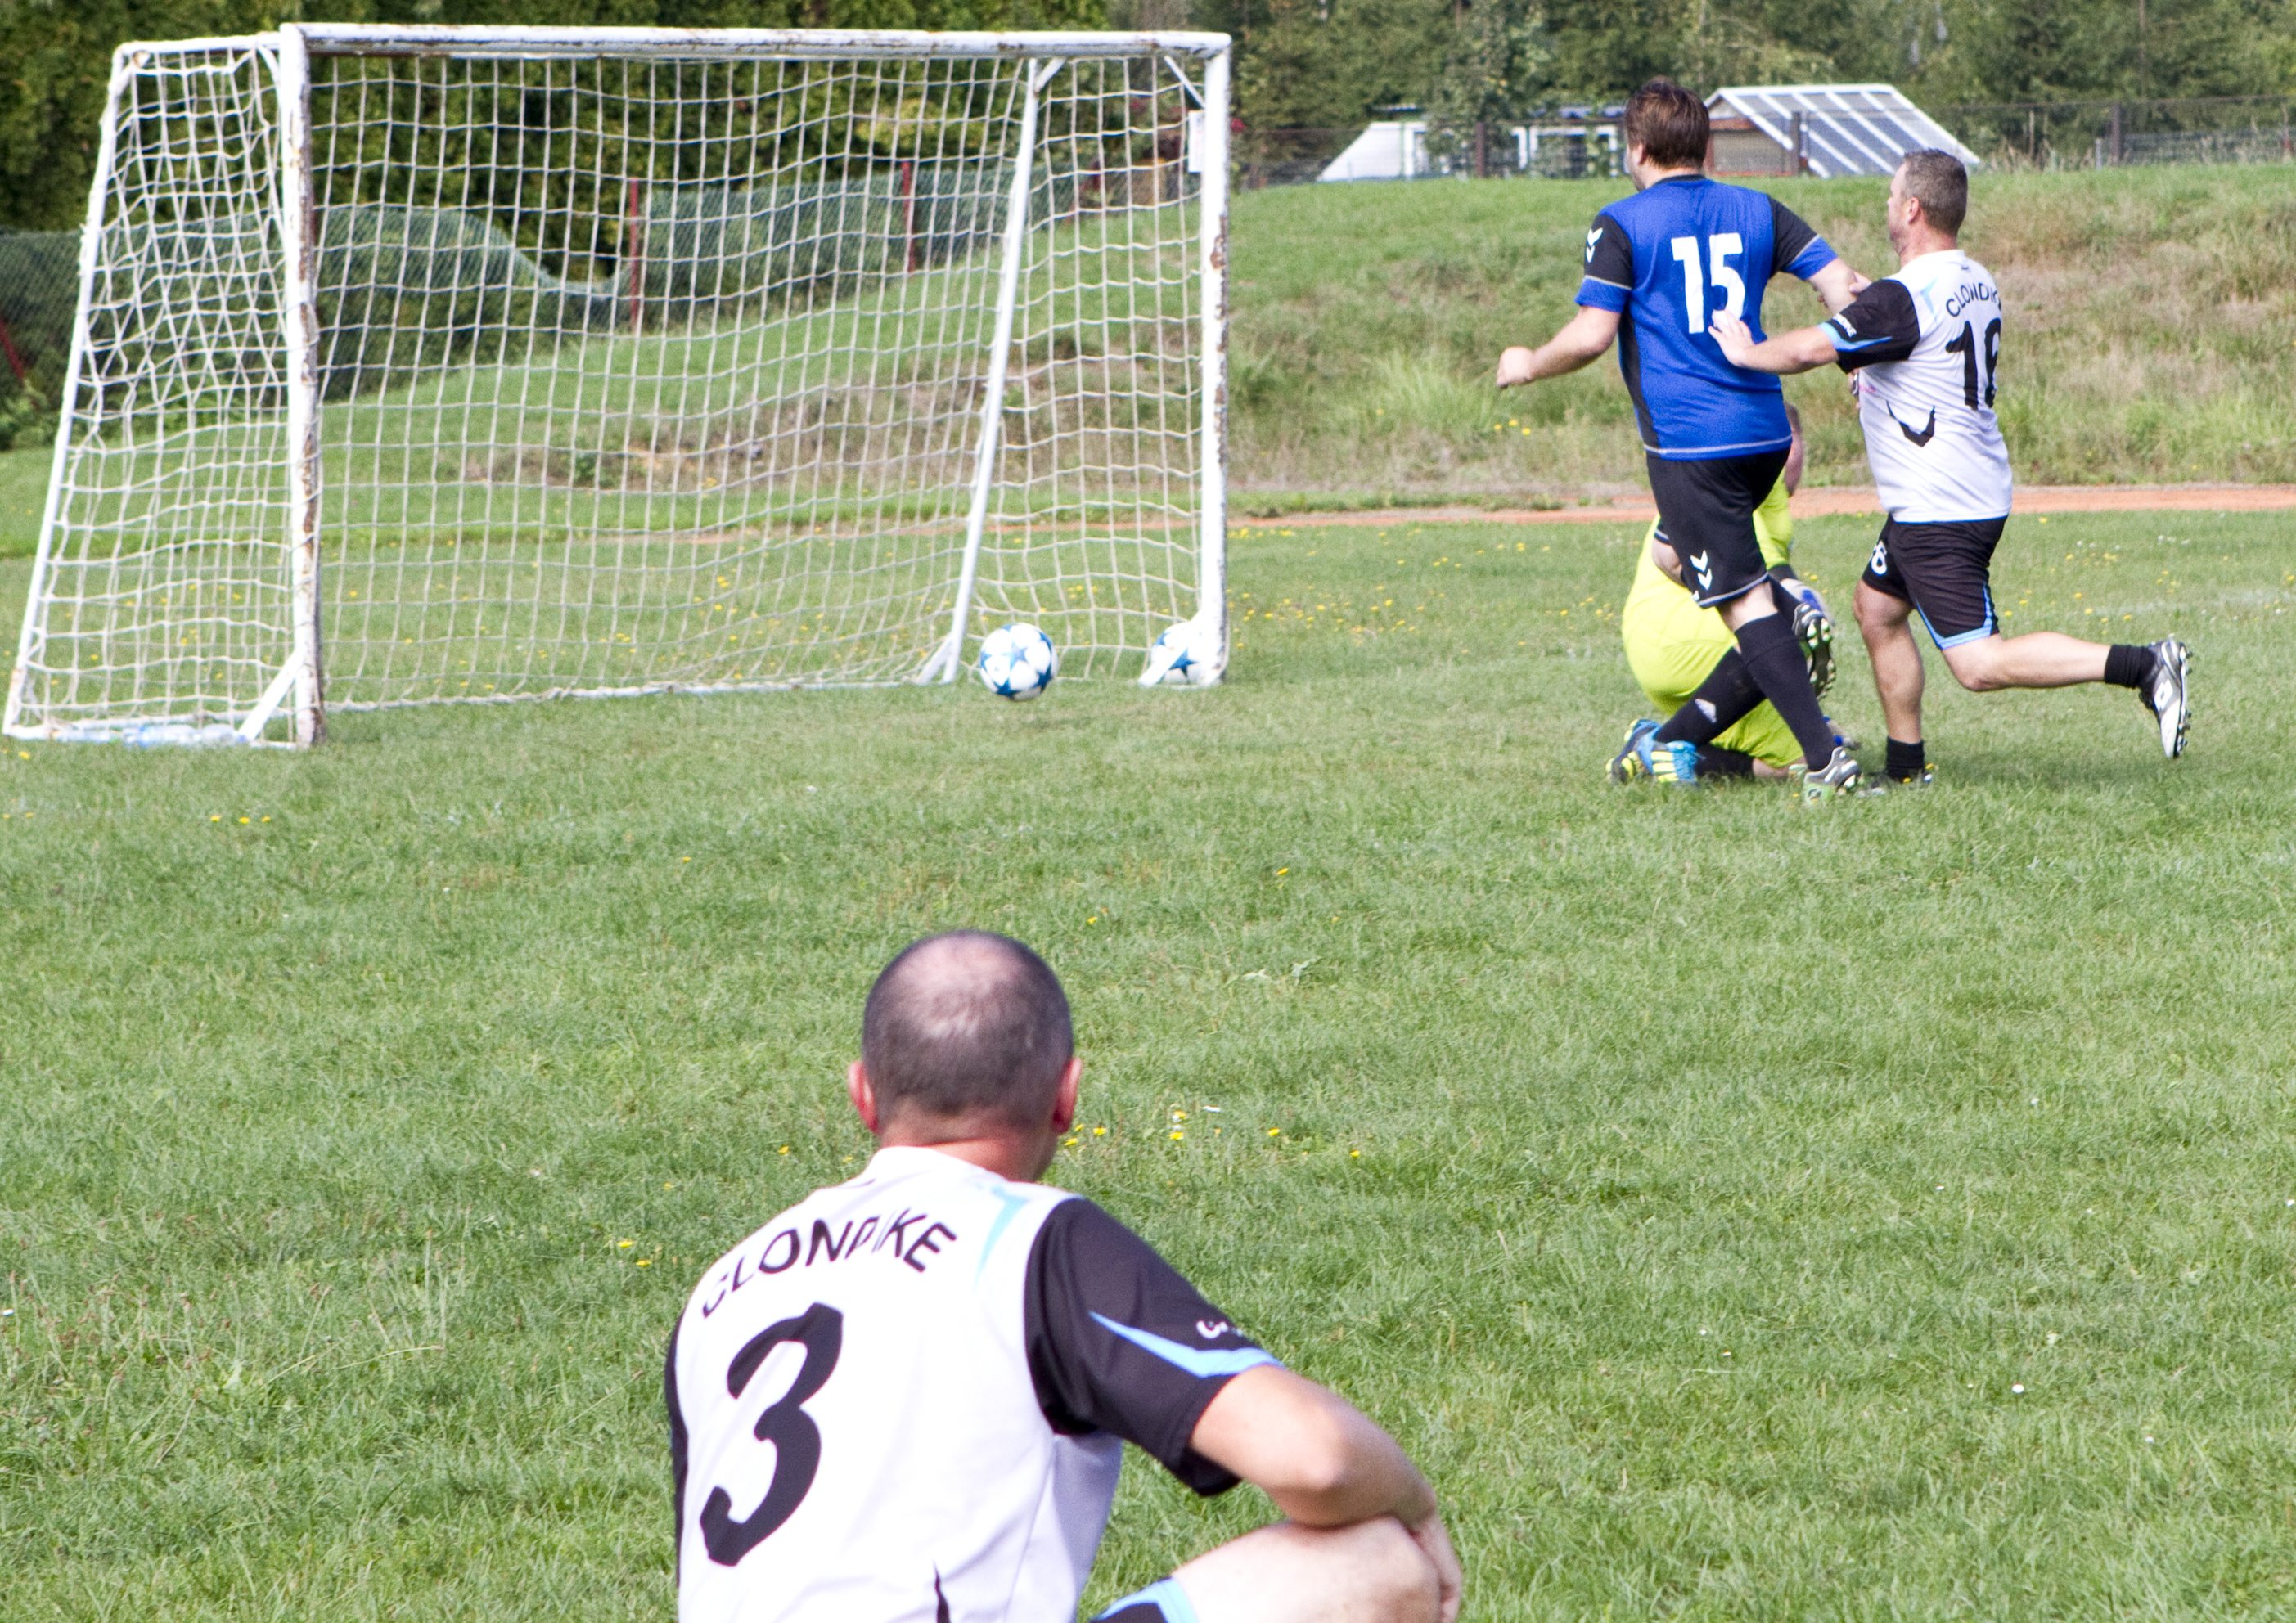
[7,25,1232,745]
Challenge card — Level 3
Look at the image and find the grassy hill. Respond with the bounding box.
[1225,164,2296,506]
[2,165,2290,557]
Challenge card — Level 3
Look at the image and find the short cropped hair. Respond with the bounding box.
[1898,149,1967,236]
[1625,79,1709,171]
[861,932,1073,1130]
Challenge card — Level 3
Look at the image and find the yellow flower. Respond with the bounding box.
[778,1145,790,1155]
[618,1239,634,1249]
[238,816,250,825]
[1267,1128,1281,1137]
[635,1258,651,1267]
[210,815,222,823]
[1092,1126,1108,1137]
[1350,1149,1362,1159]
[1169,1130,1185,1141]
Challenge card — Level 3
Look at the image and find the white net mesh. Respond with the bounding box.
[8,32,1225,739]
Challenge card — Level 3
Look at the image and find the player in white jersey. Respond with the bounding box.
[1711,150,2190,783]
[668,932,1461,1623]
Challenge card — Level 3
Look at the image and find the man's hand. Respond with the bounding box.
[1495,306,1621,389]
[1708,311,1758,368]
[1407,1510,1463,1623]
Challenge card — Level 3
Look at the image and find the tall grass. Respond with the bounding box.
[1228,166,2296,503]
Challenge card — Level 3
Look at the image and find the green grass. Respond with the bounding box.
[5,507,2294,1620]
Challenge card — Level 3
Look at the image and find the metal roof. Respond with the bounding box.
[1707,84,1980,178]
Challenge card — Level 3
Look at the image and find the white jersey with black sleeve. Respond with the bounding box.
[667,1145,1277,1623]
[1821,248,2014,523]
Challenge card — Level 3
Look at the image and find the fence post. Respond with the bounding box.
[1474,119,1488,178]
[900,159,919,271]
[626,178,645,335]
[1789,110,1806,173]
[2109,101,2124,165]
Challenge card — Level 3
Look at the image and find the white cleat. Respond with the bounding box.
[2144,638,2190,758]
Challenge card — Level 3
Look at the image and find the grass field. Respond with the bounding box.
[6,503,2293,1620]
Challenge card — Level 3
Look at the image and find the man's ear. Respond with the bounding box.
[1049,1054,1082,1136]
[849,1061,882,1136]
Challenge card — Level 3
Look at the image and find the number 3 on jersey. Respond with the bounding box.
[1670,233,1745,335]
[700,1302,844,1568]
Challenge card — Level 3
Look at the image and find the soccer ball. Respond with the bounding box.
[976,623,1057,700]
[1139,620,1222,689]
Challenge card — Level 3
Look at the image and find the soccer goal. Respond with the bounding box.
[6,25,1232,745]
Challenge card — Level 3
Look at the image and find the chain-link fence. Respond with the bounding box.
[1934,95,2295,171]
[0,229,75,452]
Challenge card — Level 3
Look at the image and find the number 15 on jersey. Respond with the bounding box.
[1670,232,1745,335]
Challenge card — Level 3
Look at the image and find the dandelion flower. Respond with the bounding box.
[635,1258,651,1268]
[619,1239,635,1249]
[1267,1128,1281,1138]
[1092,1126,1107,1137]
[1169,1130,1184,1141]
[778,1145,790,1155]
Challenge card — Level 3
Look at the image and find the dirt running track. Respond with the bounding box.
[1258,485,2296,528]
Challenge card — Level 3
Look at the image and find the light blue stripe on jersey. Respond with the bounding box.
[1092,1576,1200,1623]
[974,1185,1038,1282]
[1089,1313,1281,1378]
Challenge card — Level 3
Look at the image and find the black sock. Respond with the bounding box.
[1652,650,1765,746]
[1693,744,1757,778]
[1734,612,1841,767]
[2103,644,2154,690]
[1885,736,1926,780]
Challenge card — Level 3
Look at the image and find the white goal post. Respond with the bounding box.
[6,25,1232,746]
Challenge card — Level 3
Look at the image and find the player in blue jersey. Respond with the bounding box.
[1497,79,1870,801]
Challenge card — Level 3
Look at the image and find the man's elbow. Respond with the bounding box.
[1276,1405,1362,1500]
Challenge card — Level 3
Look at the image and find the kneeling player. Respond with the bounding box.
[1614,405,1840,785]
[668,931,1461,1623]
[1711,149,2190,782]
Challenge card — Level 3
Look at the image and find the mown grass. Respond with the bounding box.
[1227,165,2296,502]
[4,506,2294,1620]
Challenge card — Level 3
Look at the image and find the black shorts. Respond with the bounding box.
[1647,447,1791,609]
[1862,516,2006,648]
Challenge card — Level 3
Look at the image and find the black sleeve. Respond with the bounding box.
[1768,196,1833,279]
[1580,209,1634,294]
[1822,278,1921,370]
[664,1320,689,1580]
[1024,1198,1281,1496]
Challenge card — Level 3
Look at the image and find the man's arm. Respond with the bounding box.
[1708,311,1839,376]
[1496,306,1620,389]
[1191,1365,1462,1623]
[1807,258,1866,315]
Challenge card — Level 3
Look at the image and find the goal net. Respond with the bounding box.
[7,25,1231,745]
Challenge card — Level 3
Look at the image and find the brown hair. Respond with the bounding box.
[1897,149,1968,236]
[1624,79,1709,171]
[861,932,1073,1130]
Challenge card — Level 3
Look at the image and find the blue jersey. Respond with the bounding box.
[1576,176,1835,461]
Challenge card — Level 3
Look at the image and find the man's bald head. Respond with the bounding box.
[861,933,1074,1132]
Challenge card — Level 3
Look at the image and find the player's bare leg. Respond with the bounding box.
[1938,631,2105,690]
[1170,1515,1442,1623]
[1855,579,1928,744]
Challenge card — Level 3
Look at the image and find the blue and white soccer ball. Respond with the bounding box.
[1139,620,1222,689]
[976,622,1058,700]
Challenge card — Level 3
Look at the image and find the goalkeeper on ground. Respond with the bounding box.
[1613,404,1839,784]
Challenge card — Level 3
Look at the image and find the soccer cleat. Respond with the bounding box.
[1606,719,1699,785]
[1861,762,1935,794]
[1794,597,1836,699]
[1607,719,1661,784]
[1790,746,1862,804]
[2141,638,2190,758]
